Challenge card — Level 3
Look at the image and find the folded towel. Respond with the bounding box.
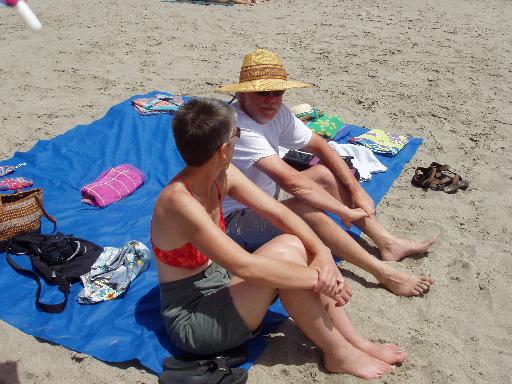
[308,114,344,140]
[348,129,409,157]
[81,164,145,208]
[328,142,387,181]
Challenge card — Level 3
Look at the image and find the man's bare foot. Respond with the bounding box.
[376,264,433,296]
[380,236,437,262]
[323,345,394,379]
[358,341,407,365]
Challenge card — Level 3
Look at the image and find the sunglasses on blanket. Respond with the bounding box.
[255,90,286,97]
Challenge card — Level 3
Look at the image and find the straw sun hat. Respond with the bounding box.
[216,49,312,94]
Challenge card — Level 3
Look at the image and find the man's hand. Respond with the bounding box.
[351,188,376,218]
[340,207,368,228]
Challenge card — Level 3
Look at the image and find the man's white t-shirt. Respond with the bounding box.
[223,102,313,216]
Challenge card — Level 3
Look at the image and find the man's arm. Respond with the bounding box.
[302,133,376,216]
[255,153,355,219]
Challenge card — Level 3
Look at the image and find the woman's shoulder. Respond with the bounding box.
[155,181,191,217]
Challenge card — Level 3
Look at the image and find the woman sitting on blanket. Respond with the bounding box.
[151,98,406,379]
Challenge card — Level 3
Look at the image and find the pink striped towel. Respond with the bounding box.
[81,164,145,208]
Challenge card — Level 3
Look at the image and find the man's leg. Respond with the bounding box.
[281,197,433,296]
[302,164,436,261]
[225,208,282,252]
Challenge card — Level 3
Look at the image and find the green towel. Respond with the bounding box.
[308,114,344,139]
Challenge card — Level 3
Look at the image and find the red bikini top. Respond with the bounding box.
[151,177,225,269]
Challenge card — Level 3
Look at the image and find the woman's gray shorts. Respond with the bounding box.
[160,263,256,355]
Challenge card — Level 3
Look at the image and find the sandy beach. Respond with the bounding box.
[1,0,512,383]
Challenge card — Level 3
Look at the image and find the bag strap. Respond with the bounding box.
[5,239,69,314]
[33,193,57,233]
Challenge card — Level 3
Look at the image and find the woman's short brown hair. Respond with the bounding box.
[172,98,236,166]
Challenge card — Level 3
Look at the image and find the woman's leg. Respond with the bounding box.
[279,289,394,379]
[317,294,407,365]
[229,234,394,379]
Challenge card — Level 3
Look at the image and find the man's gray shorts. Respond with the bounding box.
[160,263,257,355]
[225,208,282,252]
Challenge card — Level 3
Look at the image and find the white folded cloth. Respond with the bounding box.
[328,142,387,181]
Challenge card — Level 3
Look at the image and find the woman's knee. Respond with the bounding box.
[265,234,307,264]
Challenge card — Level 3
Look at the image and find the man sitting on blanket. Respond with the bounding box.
[217,48,436,296]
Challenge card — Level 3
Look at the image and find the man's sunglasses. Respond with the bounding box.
[255,90,286,97]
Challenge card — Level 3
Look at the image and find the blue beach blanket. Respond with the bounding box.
[0,92,421,375]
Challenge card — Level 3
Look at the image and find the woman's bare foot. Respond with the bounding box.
[323,345,394,379]
[342,208,368,228]
[376,264,433,296]
[358,341,407,365]
[380,236,437,262]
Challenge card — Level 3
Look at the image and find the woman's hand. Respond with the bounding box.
[318,271,352,307]
[333,277,352,306]
[310,248,349,306]
[310,248,352,306]
[310,248,338,292]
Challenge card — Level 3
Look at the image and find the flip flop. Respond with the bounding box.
[163,346,248,371]
[160,348,248,384]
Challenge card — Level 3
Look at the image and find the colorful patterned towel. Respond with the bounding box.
[78,241,151,304]
[0,177,33,190]
[81,164,145,208]
[132,94,185,115]
[348,129,410,157]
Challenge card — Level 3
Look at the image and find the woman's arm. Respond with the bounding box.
[153,185,321,292]
[225,165,347,296]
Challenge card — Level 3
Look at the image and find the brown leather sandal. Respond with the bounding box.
[412,162,469,193]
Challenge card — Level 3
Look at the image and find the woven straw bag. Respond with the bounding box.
[0,188,57,251]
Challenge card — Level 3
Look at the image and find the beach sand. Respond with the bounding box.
[1,0,511,383]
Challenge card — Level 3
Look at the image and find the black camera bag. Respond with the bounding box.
[5,232,103,313]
